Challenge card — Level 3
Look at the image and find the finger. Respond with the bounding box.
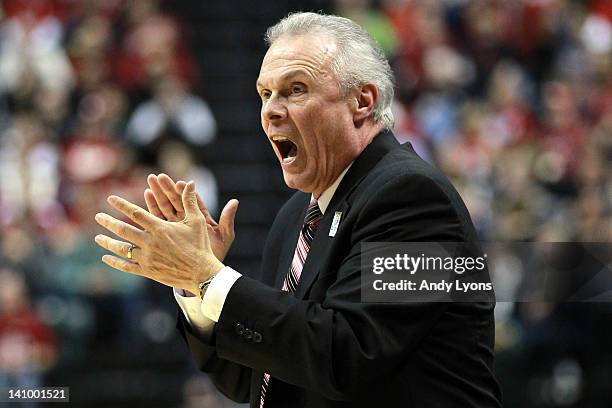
[158,173,185,216]
[182,181,201,220]
[101,254,142,276]
[144,188,164,220]
[95,213,146,245]
[94,234,139,260]
[176,181,217,225]
[197,193,217,225]
[148,174,178,221]
[106,195,159,230]
[219,199,239,236]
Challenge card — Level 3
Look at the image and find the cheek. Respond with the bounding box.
[296,102,344,161]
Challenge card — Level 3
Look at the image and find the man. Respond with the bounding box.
[95,12,502,407]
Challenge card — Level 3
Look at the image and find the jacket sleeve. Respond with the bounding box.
[211,174,473,400]
[176,312,252,403]
[174,193,306,403]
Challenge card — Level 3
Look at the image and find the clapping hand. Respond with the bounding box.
[144,173,239,261]
[94,181,225,295]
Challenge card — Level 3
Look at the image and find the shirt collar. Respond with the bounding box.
[313,163,353,215]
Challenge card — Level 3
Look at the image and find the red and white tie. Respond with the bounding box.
[259,198,323,407]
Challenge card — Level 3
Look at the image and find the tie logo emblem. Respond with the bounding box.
[329,211,342,237]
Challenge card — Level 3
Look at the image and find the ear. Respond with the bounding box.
[352,83,378,126]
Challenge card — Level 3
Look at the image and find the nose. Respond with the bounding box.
[262,94,287,122]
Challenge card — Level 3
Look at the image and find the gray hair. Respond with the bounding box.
[265,12,395,130]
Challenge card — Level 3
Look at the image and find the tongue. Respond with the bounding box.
[287,144,297,158]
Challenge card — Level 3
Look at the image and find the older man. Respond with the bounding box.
[95,12,502,408]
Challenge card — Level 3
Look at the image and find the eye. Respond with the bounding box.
[291,83,306,94]
[260,89,272,100]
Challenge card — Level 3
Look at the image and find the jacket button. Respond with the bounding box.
[235,323,245,335]
[253,332,263,343]
[244,328,253,341]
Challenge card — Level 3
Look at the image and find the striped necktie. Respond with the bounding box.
[260,198,323,407]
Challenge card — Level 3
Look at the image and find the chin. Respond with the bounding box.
[282,173,312,193]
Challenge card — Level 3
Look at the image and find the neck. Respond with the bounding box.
[311,124,385,198]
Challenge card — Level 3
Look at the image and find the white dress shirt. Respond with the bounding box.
[174,164,352,336]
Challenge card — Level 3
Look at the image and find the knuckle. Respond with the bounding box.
[131,209,143,221]
[117,224,127,236]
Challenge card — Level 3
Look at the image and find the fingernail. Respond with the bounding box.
[95,213,104,222]
[107,195,117,204]
[94,234,102,244]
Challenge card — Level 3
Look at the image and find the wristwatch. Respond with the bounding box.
[198,276,215,300]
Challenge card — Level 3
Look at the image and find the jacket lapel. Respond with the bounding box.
[293,130,400,299]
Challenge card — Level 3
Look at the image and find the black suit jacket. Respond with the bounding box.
[178,130,502,407]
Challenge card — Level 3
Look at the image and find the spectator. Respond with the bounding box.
[125,75,216,148]
[0,268,58,393]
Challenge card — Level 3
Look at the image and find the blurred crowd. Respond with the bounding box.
[0,0,611,406]
[0,0,224,405]
[338,0,611,243]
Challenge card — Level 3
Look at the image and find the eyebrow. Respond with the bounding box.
[256,69,311,89]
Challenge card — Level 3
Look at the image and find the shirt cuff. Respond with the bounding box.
[174,288,215,335]
[201,266,242,322]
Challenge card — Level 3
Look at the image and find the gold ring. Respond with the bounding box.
[127,243,136,260]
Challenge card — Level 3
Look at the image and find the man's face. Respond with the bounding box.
[256,34,362,197]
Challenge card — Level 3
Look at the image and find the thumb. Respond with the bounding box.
[219,199,239,236]
[181,181,200,220]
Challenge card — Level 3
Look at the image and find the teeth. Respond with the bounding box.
[272,136,289,142]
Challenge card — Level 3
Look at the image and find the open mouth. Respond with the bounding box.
[273,137,298,163]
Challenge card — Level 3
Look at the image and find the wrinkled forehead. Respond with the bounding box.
[258,33,338,80]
